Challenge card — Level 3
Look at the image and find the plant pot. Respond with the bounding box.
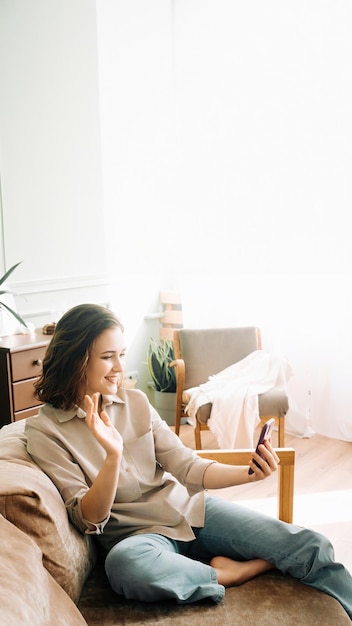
[151,389,176,426]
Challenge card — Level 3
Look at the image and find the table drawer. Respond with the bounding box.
[11,346,46,382]
[14,406,43,421]
[12,379,42,413]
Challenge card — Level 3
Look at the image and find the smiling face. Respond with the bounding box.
[83,326,127,398]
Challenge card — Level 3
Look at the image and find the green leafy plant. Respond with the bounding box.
[0,262,27,328]
[147,337,176,393]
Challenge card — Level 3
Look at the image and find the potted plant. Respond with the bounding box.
[0,262,28,338]
[147,337,177,425]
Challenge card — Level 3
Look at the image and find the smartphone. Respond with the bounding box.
[248,418,275,475]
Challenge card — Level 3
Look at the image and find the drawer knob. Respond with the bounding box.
[33,359,43,367]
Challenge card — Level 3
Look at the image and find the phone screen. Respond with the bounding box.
[248,418,275,475]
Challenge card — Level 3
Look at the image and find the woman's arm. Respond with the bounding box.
[202,440,280,489]
[80,393,123,524]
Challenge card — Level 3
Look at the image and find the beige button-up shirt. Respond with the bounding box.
[25,388,214,551]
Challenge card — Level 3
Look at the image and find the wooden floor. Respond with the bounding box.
[173,423,352,574]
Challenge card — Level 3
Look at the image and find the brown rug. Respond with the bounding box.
[78,556,350,626]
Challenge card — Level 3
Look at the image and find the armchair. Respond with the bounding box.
[172,327,289,450]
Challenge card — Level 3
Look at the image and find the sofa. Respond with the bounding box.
[0,420,350,626]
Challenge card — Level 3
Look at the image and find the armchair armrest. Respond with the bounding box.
[170,358,185,435]
[196,448,295,524]
[170,358,185,385]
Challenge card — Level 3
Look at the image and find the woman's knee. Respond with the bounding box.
[104,535,175,598]
[287,526,335,579]
[105,535,221,604]
[294,526,333,555]
[106,536,156,576]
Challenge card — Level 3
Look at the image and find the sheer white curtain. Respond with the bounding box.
[168,1,352,441]
[97,0,352,440]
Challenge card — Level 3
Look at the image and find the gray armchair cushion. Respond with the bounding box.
[178,327,259,390]
[183,388,288,425]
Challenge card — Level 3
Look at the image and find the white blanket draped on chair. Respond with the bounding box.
[185,350,293,449]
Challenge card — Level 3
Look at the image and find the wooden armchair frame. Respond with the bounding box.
[197,448,295,523]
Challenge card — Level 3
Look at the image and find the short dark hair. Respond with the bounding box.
[35,303,124,410]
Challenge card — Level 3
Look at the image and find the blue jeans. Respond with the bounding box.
[105,496,352,618]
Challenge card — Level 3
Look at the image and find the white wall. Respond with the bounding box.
[0,0,108,324]
[96,0,179,391]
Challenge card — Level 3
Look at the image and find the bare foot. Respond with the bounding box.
[210,555,275,587]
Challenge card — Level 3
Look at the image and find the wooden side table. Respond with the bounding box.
[0,332,51,427]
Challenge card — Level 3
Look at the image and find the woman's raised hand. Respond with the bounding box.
[84,393,123,458]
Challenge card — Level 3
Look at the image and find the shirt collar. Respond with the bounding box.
[46,392,124,423]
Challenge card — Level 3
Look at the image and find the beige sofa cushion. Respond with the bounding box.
[0,420,95,603]
[0,514,87,626]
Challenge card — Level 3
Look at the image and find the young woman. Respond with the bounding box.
[25,304,352,618]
